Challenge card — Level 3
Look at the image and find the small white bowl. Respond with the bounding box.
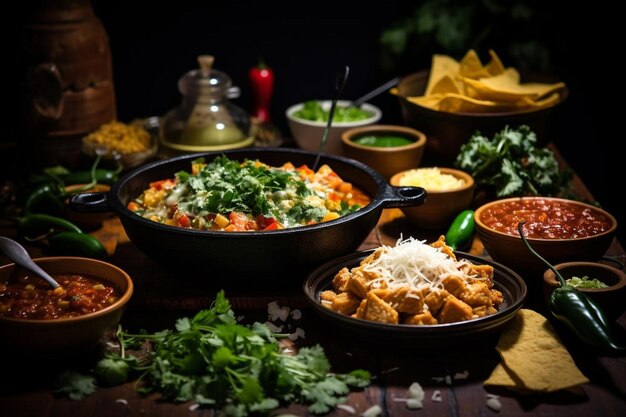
[286,100,382,155]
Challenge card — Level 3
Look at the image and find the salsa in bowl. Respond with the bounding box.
[475,197,617,276]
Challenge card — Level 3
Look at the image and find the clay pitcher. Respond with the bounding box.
[21,0,116,167]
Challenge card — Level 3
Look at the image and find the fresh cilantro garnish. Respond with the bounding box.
[455,125,572,197]
[55,370,97,400]
[55,291,370,416]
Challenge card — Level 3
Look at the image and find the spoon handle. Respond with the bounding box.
[0,237,60,289]
[352,76,400,108]
[313,65,350,171]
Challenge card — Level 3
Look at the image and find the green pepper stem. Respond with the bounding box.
[517,221,567,286]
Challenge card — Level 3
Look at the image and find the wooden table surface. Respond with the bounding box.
[1,147,625,417]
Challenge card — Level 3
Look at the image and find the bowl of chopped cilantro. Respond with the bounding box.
[286,100,381,155]
[543,261,626,320]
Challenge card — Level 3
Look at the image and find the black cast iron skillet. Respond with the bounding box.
[70,148,426,280]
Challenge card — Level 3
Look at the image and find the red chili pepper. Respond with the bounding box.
[249,60,274,123]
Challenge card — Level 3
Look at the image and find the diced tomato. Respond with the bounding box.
[263,222,279,231]
[255,215,277,229]
[149,179,175,191]
[178,213,190,228]
[328,192,341,202]
[229,212,257,231]
[127,201,140,211]
[297,165,314,176]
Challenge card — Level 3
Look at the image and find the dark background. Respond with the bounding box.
[2,0,622,243]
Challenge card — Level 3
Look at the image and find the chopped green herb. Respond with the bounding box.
[565,275,609,289]
[56,291,370,416]
[293,100,372,122]
[55,370,97,400]
[455,125,572,197]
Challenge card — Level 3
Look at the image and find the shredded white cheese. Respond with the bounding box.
[407,382,425,409]
[363,237,472,292]
[263,321,283,333]
[290,309,302,320]
[288,327,306,341]
[431,390,442,402]
[362,405,382,417]
[486,396,502,412]
[407,399,423,409]
[454,370,469,380]
[115,399,128,405]
[268,301,290,321]
[398,167,465,191]
[188,403,200,411]
[336,404,356,414]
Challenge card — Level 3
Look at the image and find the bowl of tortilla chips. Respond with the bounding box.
[394,50,568,163]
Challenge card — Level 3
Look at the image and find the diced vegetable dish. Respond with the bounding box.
[128,156,370,231]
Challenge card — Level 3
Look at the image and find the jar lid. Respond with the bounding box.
[178,67,233,97]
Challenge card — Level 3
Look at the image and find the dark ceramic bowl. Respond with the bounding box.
[303,250,526,345]
[70,148,426,279]
[543,262,626,320]
[395,71,568,163]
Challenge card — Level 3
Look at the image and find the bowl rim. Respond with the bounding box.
[389,166,474,195]
[474,196,618,242]
[396,70,569,118]
[302,248,527,337]
[543,261,626,293]
[0,256,134,325]
[340,124,427,153]
[285,100,382,127]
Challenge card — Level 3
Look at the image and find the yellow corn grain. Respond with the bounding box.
[214,213,230,228]
[322,212,340,222]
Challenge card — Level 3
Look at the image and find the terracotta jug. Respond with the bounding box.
[21,0,116,167]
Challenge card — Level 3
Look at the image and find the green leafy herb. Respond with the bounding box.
[455,125,571,197]
[293,100,372,122]
[565,275,609,289]
[55,370,97,400]
[57,291,370,416]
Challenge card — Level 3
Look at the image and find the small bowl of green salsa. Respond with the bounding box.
[341,125,427,179]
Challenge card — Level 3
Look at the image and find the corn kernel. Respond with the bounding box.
[214,214,230,228]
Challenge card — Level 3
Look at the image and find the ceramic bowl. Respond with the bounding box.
[474,197,617,276]
[0,257,133,353]
[390,167,474,229]
[395,71,568,163]
[286,100,381,155]
[543,262,626,320]
[341,125,426,180]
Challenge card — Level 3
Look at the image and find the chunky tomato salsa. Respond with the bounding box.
[480,198,612,239]
[0,274,120,320]
[127,156,371,231]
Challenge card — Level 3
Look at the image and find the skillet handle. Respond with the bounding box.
[69,192,115,213]
[380,185,427,208]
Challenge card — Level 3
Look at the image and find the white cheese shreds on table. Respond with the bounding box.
[290,309,302,320]
[263,321,283,333]
[454,370,469,380]
[431,390,442,402]
[114,399,128,405]
[445,375,452,385]
[188,403,200,411]
[398,167,465,191]
[486,395,502,412]
[408,382,425,402]
[407,399,424,409]
[288,327,306,341]
[336,404,356,414]
[362,405,382,417]
[267,301,290,321]
[363,237,473,292]
[432,376,445,383]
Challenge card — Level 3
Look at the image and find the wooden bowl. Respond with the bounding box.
[341,125,426,180]
[390,167,474,229]
[395,70,568,163]
[474,197,617,277]
[543,262,626,320]
[0,257,133,353]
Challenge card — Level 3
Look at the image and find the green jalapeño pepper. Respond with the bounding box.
[18,213,83,239]
[48,231,108,260]
[24,183,65,216]
[518,221,624,354]
[445,210,475,250]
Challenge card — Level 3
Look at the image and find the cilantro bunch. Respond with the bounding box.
[455,125,572,197]
[56,291,370,416]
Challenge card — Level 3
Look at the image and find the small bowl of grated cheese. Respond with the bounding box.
[390,167,474,229]
[82,118,159,170]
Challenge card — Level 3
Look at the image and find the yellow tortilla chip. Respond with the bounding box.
[425,55,460,96]
[459,50,491,79]
[479,68,564,97]
[430,74,463,95]
[437,93,518,113]
[406,94,446,111]
[485,309,588,393]
[485,49,505,76]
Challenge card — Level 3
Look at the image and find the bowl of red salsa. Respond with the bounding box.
[0,257,133,353]
[474,197,617,276]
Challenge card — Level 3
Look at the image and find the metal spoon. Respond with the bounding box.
[352,76,400,108]
[0,237,61,289]
[313,65,350,171]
